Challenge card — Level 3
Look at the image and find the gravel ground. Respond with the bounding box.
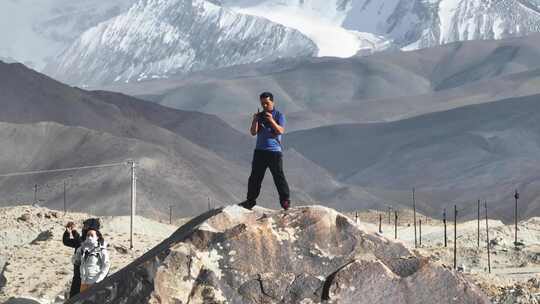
[0,205,179,303]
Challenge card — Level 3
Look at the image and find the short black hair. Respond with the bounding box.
[259,92,274,101]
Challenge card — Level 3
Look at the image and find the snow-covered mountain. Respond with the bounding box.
[0,0,135,69]
[7,0,540,86]
[222,0,540,54]
[346,0,540,50]
[45,0,318,86]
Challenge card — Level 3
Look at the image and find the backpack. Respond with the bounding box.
[81,245,110,278]
[82,246,105,265]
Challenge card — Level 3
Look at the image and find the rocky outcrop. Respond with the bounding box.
[66,205,489,303]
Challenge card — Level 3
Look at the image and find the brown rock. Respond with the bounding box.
[30,230,54,245]
[113,245,129,255]
[17,214,31,222]
[65,206,490,304]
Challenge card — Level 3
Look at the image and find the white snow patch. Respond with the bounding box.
[231,4,386,57]
[342,0,401,33]
[493,16,505,38]
[438,0,460,44]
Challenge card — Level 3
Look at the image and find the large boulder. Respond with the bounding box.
[66,206,489,303]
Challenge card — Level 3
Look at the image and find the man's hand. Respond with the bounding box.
[265,113,284,135]
[263,111,274,123]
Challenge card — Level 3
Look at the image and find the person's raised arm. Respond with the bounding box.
[63,224,81,248]
[250,112,260,136]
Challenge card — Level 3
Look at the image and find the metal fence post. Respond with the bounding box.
[394,211,398,239]
[485,201,491,273]
[454,205,457,270]
[443,208,447,248]
[413,188,417,248]
[130,161,136,250]
[514,190,519,246]
[419,219,422,246]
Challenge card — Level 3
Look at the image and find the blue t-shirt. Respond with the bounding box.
[255,110,285,152]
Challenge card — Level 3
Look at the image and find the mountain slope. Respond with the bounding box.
[45,0,317,86]
[0,60,389,216]
[287,93,540,220]
[0,61,254,215]
[101,33,540,132]
[0,121,239,216]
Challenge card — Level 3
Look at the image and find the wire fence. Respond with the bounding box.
[0,161,534,274]
[0,162,130,215]
[0,160,211,221]
[338,190,534,275]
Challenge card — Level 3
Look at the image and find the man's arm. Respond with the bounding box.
[63,229,81,248]
[250,113,259,136]
[266,112,285,135]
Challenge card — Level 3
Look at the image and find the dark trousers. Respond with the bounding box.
[69,263,81,298]
[247,150,290,203]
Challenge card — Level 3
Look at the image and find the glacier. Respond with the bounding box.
[223,0,540,54]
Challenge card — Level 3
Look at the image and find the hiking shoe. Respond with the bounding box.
[239,200,256,210]
[280,199,290,210]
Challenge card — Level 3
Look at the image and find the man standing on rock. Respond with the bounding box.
[240,92,291,210]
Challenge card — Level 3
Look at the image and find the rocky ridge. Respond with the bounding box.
[65,205,490,303]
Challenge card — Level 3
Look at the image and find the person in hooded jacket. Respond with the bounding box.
[62,218,101,297]
[72,228,110,292]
